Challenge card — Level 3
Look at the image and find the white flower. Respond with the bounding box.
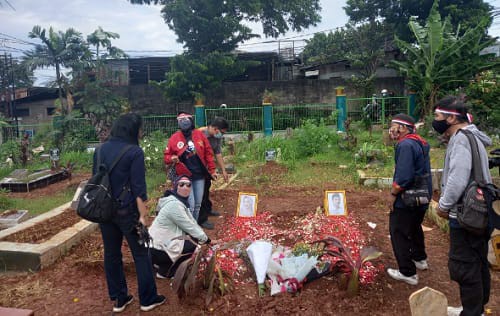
[145,156,151,161]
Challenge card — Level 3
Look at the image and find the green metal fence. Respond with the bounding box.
[205,106,263,133]
[346,96,410,125]
[272,103,336,130]
[0,97,410,144]
[142,115,180,137]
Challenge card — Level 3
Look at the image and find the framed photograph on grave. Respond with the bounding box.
[324,190,347,216]
[236,192,258,217]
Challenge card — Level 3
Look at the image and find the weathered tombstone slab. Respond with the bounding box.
[409,286,447,316]
[70,180,87,210]
[0,210,29,229]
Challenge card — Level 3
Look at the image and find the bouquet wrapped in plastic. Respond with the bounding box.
[246,240,273,296]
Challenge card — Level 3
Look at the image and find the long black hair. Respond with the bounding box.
[110,113,143,145]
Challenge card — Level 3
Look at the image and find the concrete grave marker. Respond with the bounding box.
[409,286,447,316]
[0,210,29,229]
[70,180,88,210]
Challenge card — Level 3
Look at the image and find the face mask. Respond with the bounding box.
[432,119,450,134]
[388,126,401,141]
[214,132,223,139]
[178,119,192,131]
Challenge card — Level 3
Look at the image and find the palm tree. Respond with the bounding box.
[87,26,124,61]
[23,25,90,115]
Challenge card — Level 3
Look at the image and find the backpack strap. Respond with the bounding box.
[108,144,133,172]
[459,129,486,185]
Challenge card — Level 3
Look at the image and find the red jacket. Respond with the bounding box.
[164,130,216,177]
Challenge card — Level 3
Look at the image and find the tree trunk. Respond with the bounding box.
[55,63,65,115]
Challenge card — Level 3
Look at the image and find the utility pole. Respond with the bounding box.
[9,54,18,137]
[2,53,9,118]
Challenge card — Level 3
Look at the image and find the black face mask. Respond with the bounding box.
[432,119,450,134]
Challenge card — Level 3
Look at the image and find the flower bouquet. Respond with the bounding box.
[246,240,273,296]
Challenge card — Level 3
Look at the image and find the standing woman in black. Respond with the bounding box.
[96,113,165,313]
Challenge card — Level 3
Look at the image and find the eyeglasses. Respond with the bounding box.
[178,181,191,188]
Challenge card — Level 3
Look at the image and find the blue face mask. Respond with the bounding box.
[214,132,223,139]
[178,119,192,131]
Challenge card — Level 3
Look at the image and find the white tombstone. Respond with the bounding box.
[409,286,447,316]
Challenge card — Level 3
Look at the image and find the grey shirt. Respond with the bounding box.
[439,124,493,219]
[203,129,222,155]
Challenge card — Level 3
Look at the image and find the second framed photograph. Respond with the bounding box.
[236,192,258,217]
[324,190,347,216]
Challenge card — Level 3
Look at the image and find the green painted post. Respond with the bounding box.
[381,97,386,126]
[408,92,417,120]
[336,87,346,132]
[194,103,206,128]
[263,102,273,136]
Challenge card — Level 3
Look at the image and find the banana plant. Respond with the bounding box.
[391,0,496,117]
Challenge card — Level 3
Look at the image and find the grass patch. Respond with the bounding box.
[8,189,75,216]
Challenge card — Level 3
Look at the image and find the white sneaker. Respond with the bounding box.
[387,268,418,285]
[447,306,463,316]
[413,259,429,270]
[156,272,167,279]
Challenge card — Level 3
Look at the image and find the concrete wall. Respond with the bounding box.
[16,99,59,124]
[122,77,406,113]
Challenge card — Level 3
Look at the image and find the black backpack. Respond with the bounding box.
[457,130,500,234]
[76,144,132,223]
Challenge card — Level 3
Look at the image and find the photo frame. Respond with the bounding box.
[324,190,347,216]
[236,192,258,217]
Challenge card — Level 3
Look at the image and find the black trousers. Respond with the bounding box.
[389,205,428,276]
[448,227,490,316]
[198,177,212,225]
[151,240,196,277]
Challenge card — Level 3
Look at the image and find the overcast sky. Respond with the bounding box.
[1,0,499,85]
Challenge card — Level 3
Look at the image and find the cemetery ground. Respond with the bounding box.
[0,163,498,315]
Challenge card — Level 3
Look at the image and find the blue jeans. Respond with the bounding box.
[188,178,205,221]
[99,204,159,306]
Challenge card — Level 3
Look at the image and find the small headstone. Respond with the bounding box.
[265,149,276,162]
[70,180,88,210]
[409,286,447,316]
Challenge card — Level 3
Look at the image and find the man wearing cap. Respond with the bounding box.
[386,113,432,286]
[432,96,492,316]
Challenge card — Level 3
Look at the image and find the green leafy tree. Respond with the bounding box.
[154,51,254,103]
[391,0,497,116]
[302,29,349,65]
[302,21,390,96]
[24,25,91,115]
[344,0,493,42]
[466,70,500,132]
[129,0,321,54]
[87,26,126,61]
[0,58,34,89]
[78,27,128,141]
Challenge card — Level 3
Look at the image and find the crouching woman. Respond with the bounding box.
[149,175,210,278]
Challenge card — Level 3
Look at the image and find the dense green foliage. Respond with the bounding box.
[302,22,390,97]
[129,0,321,54]
[344,0,493,42]
[466,70,500,132]
[0,58,34,89]
[391,0,497,116]
[153,52,255,103]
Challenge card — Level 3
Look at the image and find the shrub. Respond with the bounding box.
[293,119,339,157]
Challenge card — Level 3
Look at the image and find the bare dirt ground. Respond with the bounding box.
[0,165,498,315]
